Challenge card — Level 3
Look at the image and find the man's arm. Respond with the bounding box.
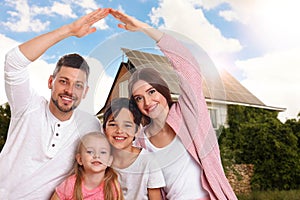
[5,8,110,115]
[19,8,110,61]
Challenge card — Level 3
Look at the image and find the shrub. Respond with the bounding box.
[219,105,300,191]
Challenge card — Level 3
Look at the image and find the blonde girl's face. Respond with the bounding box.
[132,80,169,119]
[76,135,113,174]
[105,108,137,151]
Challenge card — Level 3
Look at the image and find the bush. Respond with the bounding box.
[0,103,10,152]
[219,105,300,191]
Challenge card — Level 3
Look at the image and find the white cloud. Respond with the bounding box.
[79,57,114,114]
[210,0,300,49]
[0,36,51,104]
[2,0,109,32]
[2,0,50,32]
[149,0,242,55]
[218,10,239,22]
[0,34,55,105]
[0,34,19,105]
[27,60,54,101]
[93,19,109,30]
[30,6,52,16]
[236,48,300,121]
[218,0,300,121]
[251,1,300,51]
[200,0,222,10]
[222,0,254,24]
[116,5,125,13]
[2,0,99,32]
[74,0,98,10]
[190,0,254,22]
[29,3,76,19]
[199,0,255,24]
[50,2,77,18]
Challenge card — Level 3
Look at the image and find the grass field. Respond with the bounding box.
[237,190,300,200]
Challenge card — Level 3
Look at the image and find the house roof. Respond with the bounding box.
[97,48,285,115]
[123,48,285,110]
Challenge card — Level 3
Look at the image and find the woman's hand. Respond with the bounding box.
[109,9,150,31]
[109,9,163,41]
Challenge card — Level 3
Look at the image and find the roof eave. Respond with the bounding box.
[205,98,286,112]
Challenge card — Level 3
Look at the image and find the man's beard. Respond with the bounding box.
[51,97,78,113]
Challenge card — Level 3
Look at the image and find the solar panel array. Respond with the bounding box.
[122,48,265,107]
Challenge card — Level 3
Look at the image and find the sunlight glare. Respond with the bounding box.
[252,0,300,49]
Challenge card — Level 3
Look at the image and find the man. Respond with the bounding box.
[0,8,109,199]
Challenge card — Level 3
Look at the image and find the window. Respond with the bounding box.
[119,81,128,98]
[208,108,218,129]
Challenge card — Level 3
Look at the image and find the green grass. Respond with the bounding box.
[237,190,300,200]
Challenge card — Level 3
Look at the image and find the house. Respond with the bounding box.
[97,48,285,129]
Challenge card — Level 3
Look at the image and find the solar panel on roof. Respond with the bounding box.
[122,48,266,107]
[97,48,285,116]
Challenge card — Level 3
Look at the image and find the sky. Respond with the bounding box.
[0,0,299,122]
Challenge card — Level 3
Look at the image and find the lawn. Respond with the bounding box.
[237,190,300,200]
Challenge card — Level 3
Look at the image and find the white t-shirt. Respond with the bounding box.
[144,135,208,200]
[0,47,101,199]
[114,149,165,200]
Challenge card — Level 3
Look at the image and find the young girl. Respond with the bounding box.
[50,132,123,200]
[109,9,237,200]
[103,98,165,200]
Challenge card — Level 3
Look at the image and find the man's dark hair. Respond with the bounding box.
[53,53,90,79]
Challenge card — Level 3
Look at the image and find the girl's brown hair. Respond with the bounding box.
[72,132,124,200]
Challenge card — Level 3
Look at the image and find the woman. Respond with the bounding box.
[109,9,237,200]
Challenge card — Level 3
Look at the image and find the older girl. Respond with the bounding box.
[103,98,165,200]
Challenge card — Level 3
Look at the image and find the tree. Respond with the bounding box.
[285,113,300,149]
[0,103,11,152]
[284,114,300,186]
[219,105,300,190]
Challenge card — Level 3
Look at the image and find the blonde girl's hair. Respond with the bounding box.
[72,132,124,200]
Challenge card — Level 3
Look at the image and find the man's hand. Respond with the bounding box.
[19,8,110,61]
[68,8,110,38]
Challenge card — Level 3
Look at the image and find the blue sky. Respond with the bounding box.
[1,0,299,121]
